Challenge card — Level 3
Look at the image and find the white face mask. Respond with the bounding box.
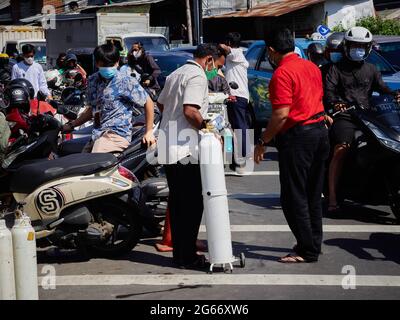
[133,50,142,59]
[349,48,366,61]
[24,57,34,65]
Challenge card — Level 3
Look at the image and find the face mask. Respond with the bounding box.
[99,67,117,79]
[268,56,278,70]
[133,50,142,59]
[205,60,218,81]
[24,57,34,65]
[267,48,278,70]
[349,48,366,62]
[330,52,343,63]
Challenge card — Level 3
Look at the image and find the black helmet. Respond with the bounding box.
[326,32,345,51]
[0,69,11,84]
[4,83,31,112]
[8,78,35,99]
[61,87,83,106]
[307,43,326,67]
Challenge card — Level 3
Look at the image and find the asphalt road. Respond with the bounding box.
[37,148,400,300]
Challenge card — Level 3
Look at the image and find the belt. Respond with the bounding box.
[280,120,326,137]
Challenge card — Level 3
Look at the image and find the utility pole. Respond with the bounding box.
[186,0,193,45]
[193,0,203,45]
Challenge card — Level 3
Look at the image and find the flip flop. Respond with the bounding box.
[278,254,306,263]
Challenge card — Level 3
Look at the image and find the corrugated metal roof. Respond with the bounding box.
[205,0,325,19]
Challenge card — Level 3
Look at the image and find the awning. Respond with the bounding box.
[205,0,325,19]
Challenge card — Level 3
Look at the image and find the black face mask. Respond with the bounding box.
[268,55,278,70]
[267,48,278,70]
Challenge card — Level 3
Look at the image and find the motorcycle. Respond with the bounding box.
[57,101,168,236]
[1,152,143,257]
[328,94,400,222]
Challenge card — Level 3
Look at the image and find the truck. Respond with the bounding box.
[0,25,44,53]
[45,12,151,69]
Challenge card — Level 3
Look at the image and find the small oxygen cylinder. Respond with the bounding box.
[12,215,39,300]
[223,128,233,164]
[0,220,16,300]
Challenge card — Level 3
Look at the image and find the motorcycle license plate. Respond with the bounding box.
[208,104,224,114]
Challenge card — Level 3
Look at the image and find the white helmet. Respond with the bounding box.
[343,27,373,61]
[45,69,62,88]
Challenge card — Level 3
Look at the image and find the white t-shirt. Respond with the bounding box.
[225,48,249,101]
[158,60,208,165]
[11,61,50,97]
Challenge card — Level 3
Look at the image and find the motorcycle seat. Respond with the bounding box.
[58,136,90,156]
[10,153,118,194]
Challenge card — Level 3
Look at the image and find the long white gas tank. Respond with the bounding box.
[12,216,39,300]
[0,220,16,300]
[199,132,235,265]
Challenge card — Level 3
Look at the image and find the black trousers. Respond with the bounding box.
[227,96,250,158]
[276,122,330,261]
[165,162,204,266]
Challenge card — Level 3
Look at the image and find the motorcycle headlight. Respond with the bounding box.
[365,120,400,153]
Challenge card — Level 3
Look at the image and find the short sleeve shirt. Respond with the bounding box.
[87,70,148,142]
[158,60,208,164]
[269,54,324,133]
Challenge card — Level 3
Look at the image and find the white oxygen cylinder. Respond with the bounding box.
[199,133,235,265]
[0,220,16,300]
[12,216,39,300]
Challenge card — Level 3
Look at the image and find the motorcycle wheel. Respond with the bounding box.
[88,198,142,258]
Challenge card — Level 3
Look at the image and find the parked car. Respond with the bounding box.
[246,39,400,130]
[151,51,192,89]
[171,45,196,55]
[373,35,400,71]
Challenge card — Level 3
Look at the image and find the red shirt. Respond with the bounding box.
[269,53,324,133]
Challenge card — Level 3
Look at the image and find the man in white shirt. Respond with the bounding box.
[220,32,250,170]
[11,44,51,99]
[157,44,218,270]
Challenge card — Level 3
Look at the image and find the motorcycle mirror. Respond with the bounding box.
[229,82,239,90]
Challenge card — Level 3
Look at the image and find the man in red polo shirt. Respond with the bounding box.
[254,29,330,263]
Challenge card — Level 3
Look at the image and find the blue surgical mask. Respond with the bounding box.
[349,48,366,62]
[99,67,117,79]
[330,52,343,63]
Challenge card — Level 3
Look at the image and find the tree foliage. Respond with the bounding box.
[332,16,400,35]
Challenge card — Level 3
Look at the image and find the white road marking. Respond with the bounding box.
[229,193,325,199]
[229,193,280,199]
[38,274,400,287]
[225,171,280,176]
[198,225,400,233]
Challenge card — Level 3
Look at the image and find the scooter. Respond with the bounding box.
[329,94,400,222]
[1,152,143,257]
[58,105,168,235]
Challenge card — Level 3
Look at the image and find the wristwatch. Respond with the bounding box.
[257,137,267,147]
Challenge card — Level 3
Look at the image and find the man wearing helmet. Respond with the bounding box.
[325,26,400,213]
[64,53,87,89]
[307,43,326,68]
